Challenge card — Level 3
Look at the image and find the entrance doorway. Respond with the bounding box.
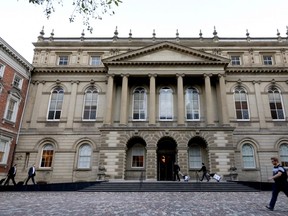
[157,138,177,181]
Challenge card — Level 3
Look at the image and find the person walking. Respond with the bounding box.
[266,157,288,211]
[4,164,17,186]
[25,164,36,185]
[174,163,181,181]
[198,163,210,182]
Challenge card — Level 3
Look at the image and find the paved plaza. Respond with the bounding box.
[0,191,287,215]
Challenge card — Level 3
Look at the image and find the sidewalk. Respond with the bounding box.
[0,191,287,215]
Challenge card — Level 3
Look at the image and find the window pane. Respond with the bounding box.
[83,87,98,120]
[189,145,201,168]
[133,87,147,120]
[41,144,54,167]
[78,144,92,168]
[242,144,255,168]
[268,87,285,119]
[185,87,200,120]
[132,146,144,167]
[48,87,64,120]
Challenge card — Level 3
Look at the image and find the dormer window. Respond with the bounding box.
[12,75,23,89]
[58,56,69,65]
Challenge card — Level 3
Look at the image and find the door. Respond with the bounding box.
[158,153,175,181]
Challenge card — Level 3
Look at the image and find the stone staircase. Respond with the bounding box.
[79,181,259,192]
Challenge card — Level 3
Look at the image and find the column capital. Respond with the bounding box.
[204,73,212,78]
[218,73,226,78]
[106,74,115,78]
[176,73,185,78]
[121,73,130,78]
[148,73,157,78]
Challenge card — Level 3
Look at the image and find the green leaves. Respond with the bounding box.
[27,0,122,33]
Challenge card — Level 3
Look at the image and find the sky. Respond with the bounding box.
[1,0,288,62]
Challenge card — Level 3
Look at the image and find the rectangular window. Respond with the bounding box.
[263,56,273,65]
[0,138,11,164]
[41,150,53,167]
[13,75,23,89]
[132,147,144,168]
[189,146,201,168]
[0,63,5,78]
[90,56,101,66]
[231,56,241,65]
[5,98,18,122]
[58,56,69,65]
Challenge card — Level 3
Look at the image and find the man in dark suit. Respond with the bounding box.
[4,164,17,186]
[25,164,36,185]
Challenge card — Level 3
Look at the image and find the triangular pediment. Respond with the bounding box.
[103,41,230,66]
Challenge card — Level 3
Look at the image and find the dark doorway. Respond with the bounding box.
[157,138,177,181]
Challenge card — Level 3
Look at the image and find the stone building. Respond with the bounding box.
[14,28,288,183]
[0,37,33,179]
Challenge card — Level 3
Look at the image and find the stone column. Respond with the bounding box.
[176,73,185,125]
[120,74,129,125]
[204,73,214,125]
[149,74,157,125]
[30,80,45,128]
[218,74,229,126]
[253,80,267,128]
[66,80,79,128]
[104,74,114,125]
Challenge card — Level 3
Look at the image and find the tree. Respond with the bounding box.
[28,0,122,33]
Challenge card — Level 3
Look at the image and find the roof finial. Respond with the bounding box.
[176,29,179,38]
[152,29,156,41]
[113,26,118,41]
[38,26,45,41]
[81,29,85,41]
[213,26,218,42]
[40,26,45,36]
[277,29,282,42]
[213,26,218,36]
[199,29,203,39]
[49,29,54,41]
[129,29,132,38]
[246,29,250,42]
[286,26,288,37]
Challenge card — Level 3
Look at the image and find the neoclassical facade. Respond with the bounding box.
[14,28,288,183]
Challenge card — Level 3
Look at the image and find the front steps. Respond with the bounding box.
[79,181,259,192]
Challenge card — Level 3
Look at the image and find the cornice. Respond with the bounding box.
[0,37,33,71]
[34,67,107,73]
[226,67,288,73]
[104,61,228,66]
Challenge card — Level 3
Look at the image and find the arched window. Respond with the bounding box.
[188,145,201,168]
[133,87,147,120]
[48,86,64,120]
[280,143,288,167]
[234,87,249,120]
[185,87,200,120]
[83,87,98,120]
[159,87,173,120]
[268,87,285,120]
[131,144,145,168]
[242,144,256,168]
[77,144,92,169]
[40,144,54,168]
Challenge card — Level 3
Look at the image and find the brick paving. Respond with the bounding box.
[0,191,287,215]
